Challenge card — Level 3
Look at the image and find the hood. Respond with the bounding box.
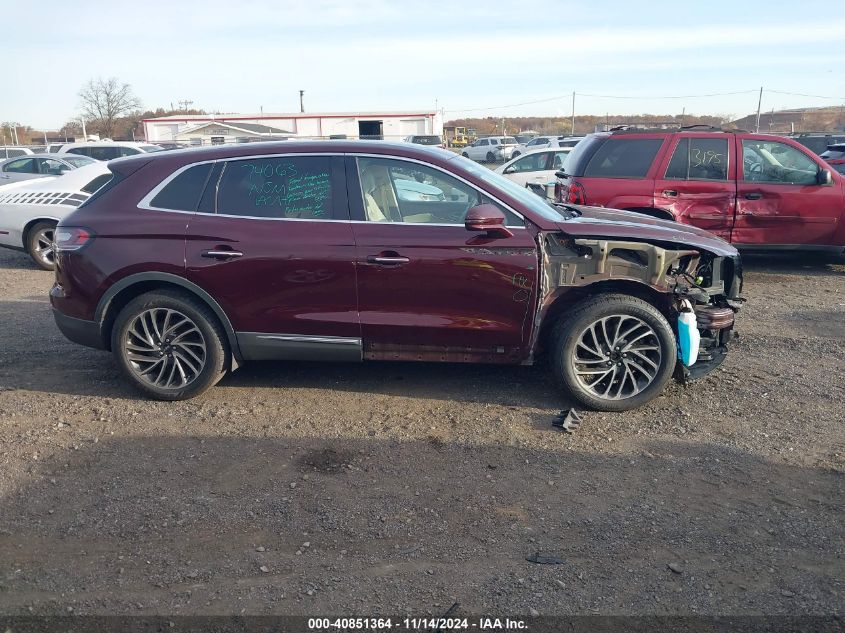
[557,205,739,257]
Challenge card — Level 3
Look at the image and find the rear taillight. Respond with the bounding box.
[555,181,587,204]
[54,227,94,252]
[566,181,587,205]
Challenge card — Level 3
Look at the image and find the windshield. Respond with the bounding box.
[64,155,96,167]
[413,136,442,145]
[140,145,163,152]
[451,154,570,223]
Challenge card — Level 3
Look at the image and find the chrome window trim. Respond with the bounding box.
[351,152,526,224]
[136,151,527,227]
[137,158,219,212]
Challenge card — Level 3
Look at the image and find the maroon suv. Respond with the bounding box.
[50,141,742,411]
[555,127,845,253]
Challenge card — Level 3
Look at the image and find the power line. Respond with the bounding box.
[765,89,845,100]
[576,90,758,100]
[445,88,843,116]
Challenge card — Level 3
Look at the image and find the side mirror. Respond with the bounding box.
[817,168,833,185]
[503,165,516,174]
[465,203,513,238]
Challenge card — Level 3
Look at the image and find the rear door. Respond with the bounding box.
[653,135,736,241]
[733,136,844,247]
[183,154,360,360]
[349,155,539,363]
[576,135,667,209]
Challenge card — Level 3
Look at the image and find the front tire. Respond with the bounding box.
[551,294,676,411]
[26,221,57,271]
[111,290,229,400]
[511,151,521,158]
[486,151,496,162]
[461,152,469,158]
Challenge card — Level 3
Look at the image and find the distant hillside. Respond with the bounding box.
[731,106,845,133]
[446,113,727,136]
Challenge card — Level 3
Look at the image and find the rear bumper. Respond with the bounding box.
[52,308,105,350]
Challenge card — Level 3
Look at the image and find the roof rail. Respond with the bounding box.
[680,124,721,131]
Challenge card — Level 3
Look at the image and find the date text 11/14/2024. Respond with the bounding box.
[307,617,528,630]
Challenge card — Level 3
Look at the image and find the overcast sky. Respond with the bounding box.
[5,0,845,129]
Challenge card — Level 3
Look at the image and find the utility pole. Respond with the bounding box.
[571,91,576,135]
[754,86,763,133]
[178,99,194,112]
[680,106,685,128]
[299,90,305,113]
[80,117,87,140]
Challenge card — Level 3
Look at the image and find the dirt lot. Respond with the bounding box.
[0,246,842,617]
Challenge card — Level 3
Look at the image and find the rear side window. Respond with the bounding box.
[3,158,36,173]
[665,138,729,181]
[217,156,333,219]
[70,146,123,160]
[81,174,113,194]
[584,138,664,178]
[150,163,213,211]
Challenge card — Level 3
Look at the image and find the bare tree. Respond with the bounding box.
[78,77,141,139]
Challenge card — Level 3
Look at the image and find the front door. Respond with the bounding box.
[653,135,736,241]
[733,136,844,247]
[348,155,539,363]
[184,154,361,360]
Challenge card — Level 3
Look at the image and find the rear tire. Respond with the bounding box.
[511,151,521,158]
[26,221,57,271]
[550,293,676,411]
[461,152,469,158]
[111,290,229,400]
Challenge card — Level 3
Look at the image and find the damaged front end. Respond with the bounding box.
[538,230,744,382]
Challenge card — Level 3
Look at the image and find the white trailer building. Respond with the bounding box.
[142,111,443,145]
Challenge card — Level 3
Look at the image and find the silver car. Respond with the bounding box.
[0,153,97,184]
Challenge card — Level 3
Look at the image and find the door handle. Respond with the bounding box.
[366,254,409,265]
[744,192,763,200]
[201,249,243,259]
[662,189,678,197]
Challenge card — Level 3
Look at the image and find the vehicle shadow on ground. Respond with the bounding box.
[740,252,845,277]
[0,250,43,271]
[0,435,841,614]
[0,297,567,408]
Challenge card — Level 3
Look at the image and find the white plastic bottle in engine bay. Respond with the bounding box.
[677,299,700,367]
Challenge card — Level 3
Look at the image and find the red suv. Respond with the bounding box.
[555,127,845,254]
[50,141,742,411]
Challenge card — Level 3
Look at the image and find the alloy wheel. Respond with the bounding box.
[573,314,662,400]
[33,227,55,267]
[123,308,207,389]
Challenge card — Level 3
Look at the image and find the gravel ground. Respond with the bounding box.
[0,246,842,616]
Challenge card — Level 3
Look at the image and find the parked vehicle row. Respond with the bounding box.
[47,141,741,410]
[511,135,583,158]
[460,136,519,162]
[554,128,845,253]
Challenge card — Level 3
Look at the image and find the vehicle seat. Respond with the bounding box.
[360,164,400,222]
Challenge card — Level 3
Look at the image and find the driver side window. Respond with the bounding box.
[742,140,818,185]
[356,157,520,226]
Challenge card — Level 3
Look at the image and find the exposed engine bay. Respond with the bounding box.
[537,232,744,381]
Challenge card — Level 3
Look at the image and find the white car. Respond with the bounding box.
[460,136,518,163]
[0,153,97,184]
[0,162,112,270]
[56,141,163,161]
[394,179,445,201]
[1,147,34,159]
[511,135,584,158]
[494,148,571,197]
